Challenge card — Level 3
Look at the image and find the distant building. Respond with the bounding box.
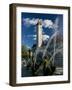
[37,20,43,47]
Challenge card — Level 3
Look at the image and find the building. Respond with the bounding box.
[37,19,43,47]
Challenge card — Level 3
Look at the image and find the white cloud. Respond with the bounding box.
[43,34,49,41]
[23,17,59,30]
[23,18,30,24]
[23,18,54,29]
[29,18,38,25]
[33,35,36,37]
[23,18,38,26]
[33,35,37,40]
[42,20,53,29]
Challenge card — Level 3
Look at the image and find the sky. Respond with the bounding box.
[21,12,63,48]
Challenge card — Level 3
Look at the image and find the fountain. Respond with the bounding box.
[32,18,63,75]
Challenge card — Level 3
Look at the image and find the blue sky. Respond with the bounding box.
[21,12,63,48]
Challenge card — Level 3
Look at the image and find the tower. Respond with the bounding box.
[37,19,42,47]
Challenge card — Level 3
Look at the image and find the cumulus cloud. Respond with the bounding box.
[29,18,38,25]
[43,34,49,41]
[23,18,38,26]
[23,17,59,30]
[42,20,53,29]
[23,18,54,29]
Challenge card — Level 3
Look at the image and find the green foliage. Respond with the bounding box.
[22,45,28,52]
[22,45,29,60]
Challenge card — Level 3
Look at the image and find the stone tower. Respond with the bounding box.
[37,19,42,47]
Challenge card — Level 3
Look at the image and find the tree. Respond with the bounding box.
[22,45,29,60]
